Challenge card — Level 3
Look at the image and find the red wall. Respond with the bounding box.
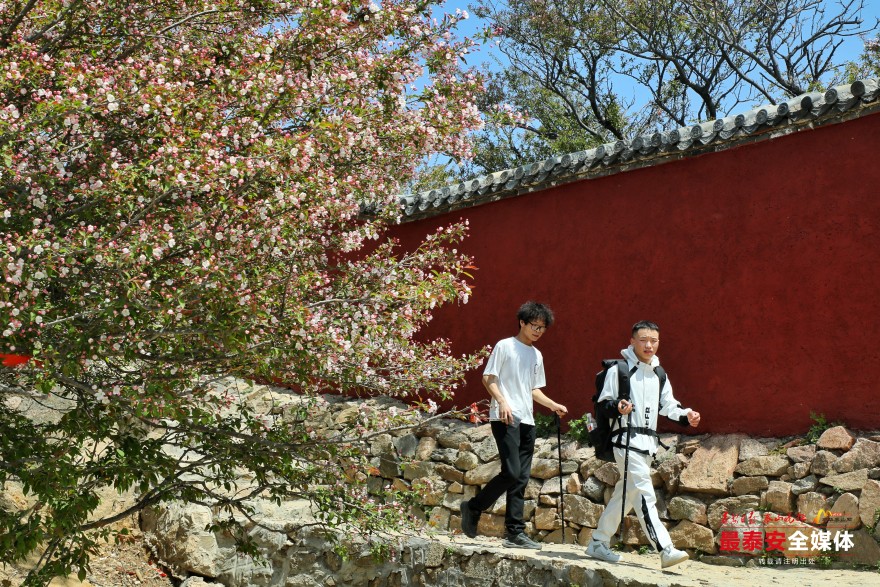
[390,112,880,436]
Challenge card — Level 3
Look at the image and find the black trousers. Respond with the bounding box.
[469,421,536,536]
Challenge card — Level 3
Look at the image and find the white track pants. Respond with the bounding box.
[591,447,670,552]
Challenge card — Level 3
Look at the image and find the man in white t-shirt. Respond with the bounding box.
[460,301,568,549]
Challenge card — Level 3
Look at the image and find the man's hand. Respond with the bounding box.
[553,403,568,417]
[498,401,513,425]
[687,410,701,427]
[618,399,633,415]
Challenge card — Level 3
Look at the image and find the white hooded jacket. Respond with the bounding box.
[597,345,692,456]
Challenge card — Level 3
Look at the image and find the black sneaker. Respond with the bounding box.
[503,532,542,550]
[459,499,480,538]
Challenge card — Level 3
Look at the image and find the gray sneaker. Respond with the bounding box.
[503,532,542,550]
[585,539,621,563]
[459,500,480,538]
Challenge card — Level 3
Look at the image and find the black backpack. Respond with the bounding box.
[589,359,667,462]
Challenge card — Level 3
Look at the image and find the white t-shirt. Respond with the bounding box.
[484,336,546,426]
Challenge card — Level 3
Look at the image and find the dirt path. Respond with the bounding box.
[445,534,880,587]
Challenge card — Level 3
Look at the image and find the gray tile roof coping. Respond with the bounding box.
[395,79,880,221]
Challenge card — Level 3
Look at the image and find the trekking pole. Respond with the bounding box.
[619,409,632,545]
[555,413,566,543]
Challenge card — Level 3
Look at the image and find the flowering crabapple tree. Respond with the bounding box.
[0,0,485,583]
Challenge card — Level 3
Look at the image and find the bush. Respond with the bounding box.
[567,412,594,444]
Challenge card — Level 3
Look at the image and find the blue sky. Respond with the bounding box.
[437,0,880,91]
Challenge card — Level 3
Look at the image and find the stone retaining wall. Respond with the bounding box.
[141,386,880,586]
[348,396,880,567]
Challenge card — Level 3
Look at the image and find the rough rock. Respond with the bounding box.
[0,480,36,512]
[858,479,880,529]
[539,476,564,496]
[523,478,542,500]
[142,502,227,578]
[679,435,742,496]
[650,467,664,488]
[810,450,837,477]
[817,426,856,451]
[431,447,459,465]
[786,444,816,464]
[667,495,708,525]
[668,519,716,553]
[462,423,493,442]
[463,461,500,485]
[832,438,880,473]
[543,527,579,544]
[797,492,830,523]
[734,455,790,477]
[530,458,563,480]
[379,455,400,478]
[790,474,818,496]
[428,506,451,531]
[476,513,505,538]
[415,436,437,461]
[534,506,561,530]
[826,492,861,531]
[436,428,468,450]
[434,463,464,484]
[621,516,650,545]
[762,481,794,514]
[731,476,769,496]
[403,460,436,481]
[180,578,216,587]
[593,461,620,486]
[471,436,499,462]
[370,433,394,457]
[738,438,769,461]
[565,472,582,495]
[562,494,604,528]
[582,475,605,502]
[707,496,761,531]
[578,455,602,480]
[453,450,479,472]
[656,453,687,494]
[787,462,812,480]
[394,433,419,458]
[819,469,869,492]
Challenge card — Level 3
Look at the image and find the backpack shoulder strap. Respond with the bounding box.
[616,359,634,401]
[654,365,667,392]
[653,365,667,415]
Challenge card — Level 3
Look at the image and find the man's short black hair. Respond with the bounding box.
[632,320,660,337]
[517,301,554,327]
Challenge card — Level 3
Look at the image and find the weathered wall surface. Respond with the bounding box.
[389,111,880,436]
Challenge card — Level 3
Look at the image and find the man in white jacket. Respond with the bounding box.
[586,321,701,569]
